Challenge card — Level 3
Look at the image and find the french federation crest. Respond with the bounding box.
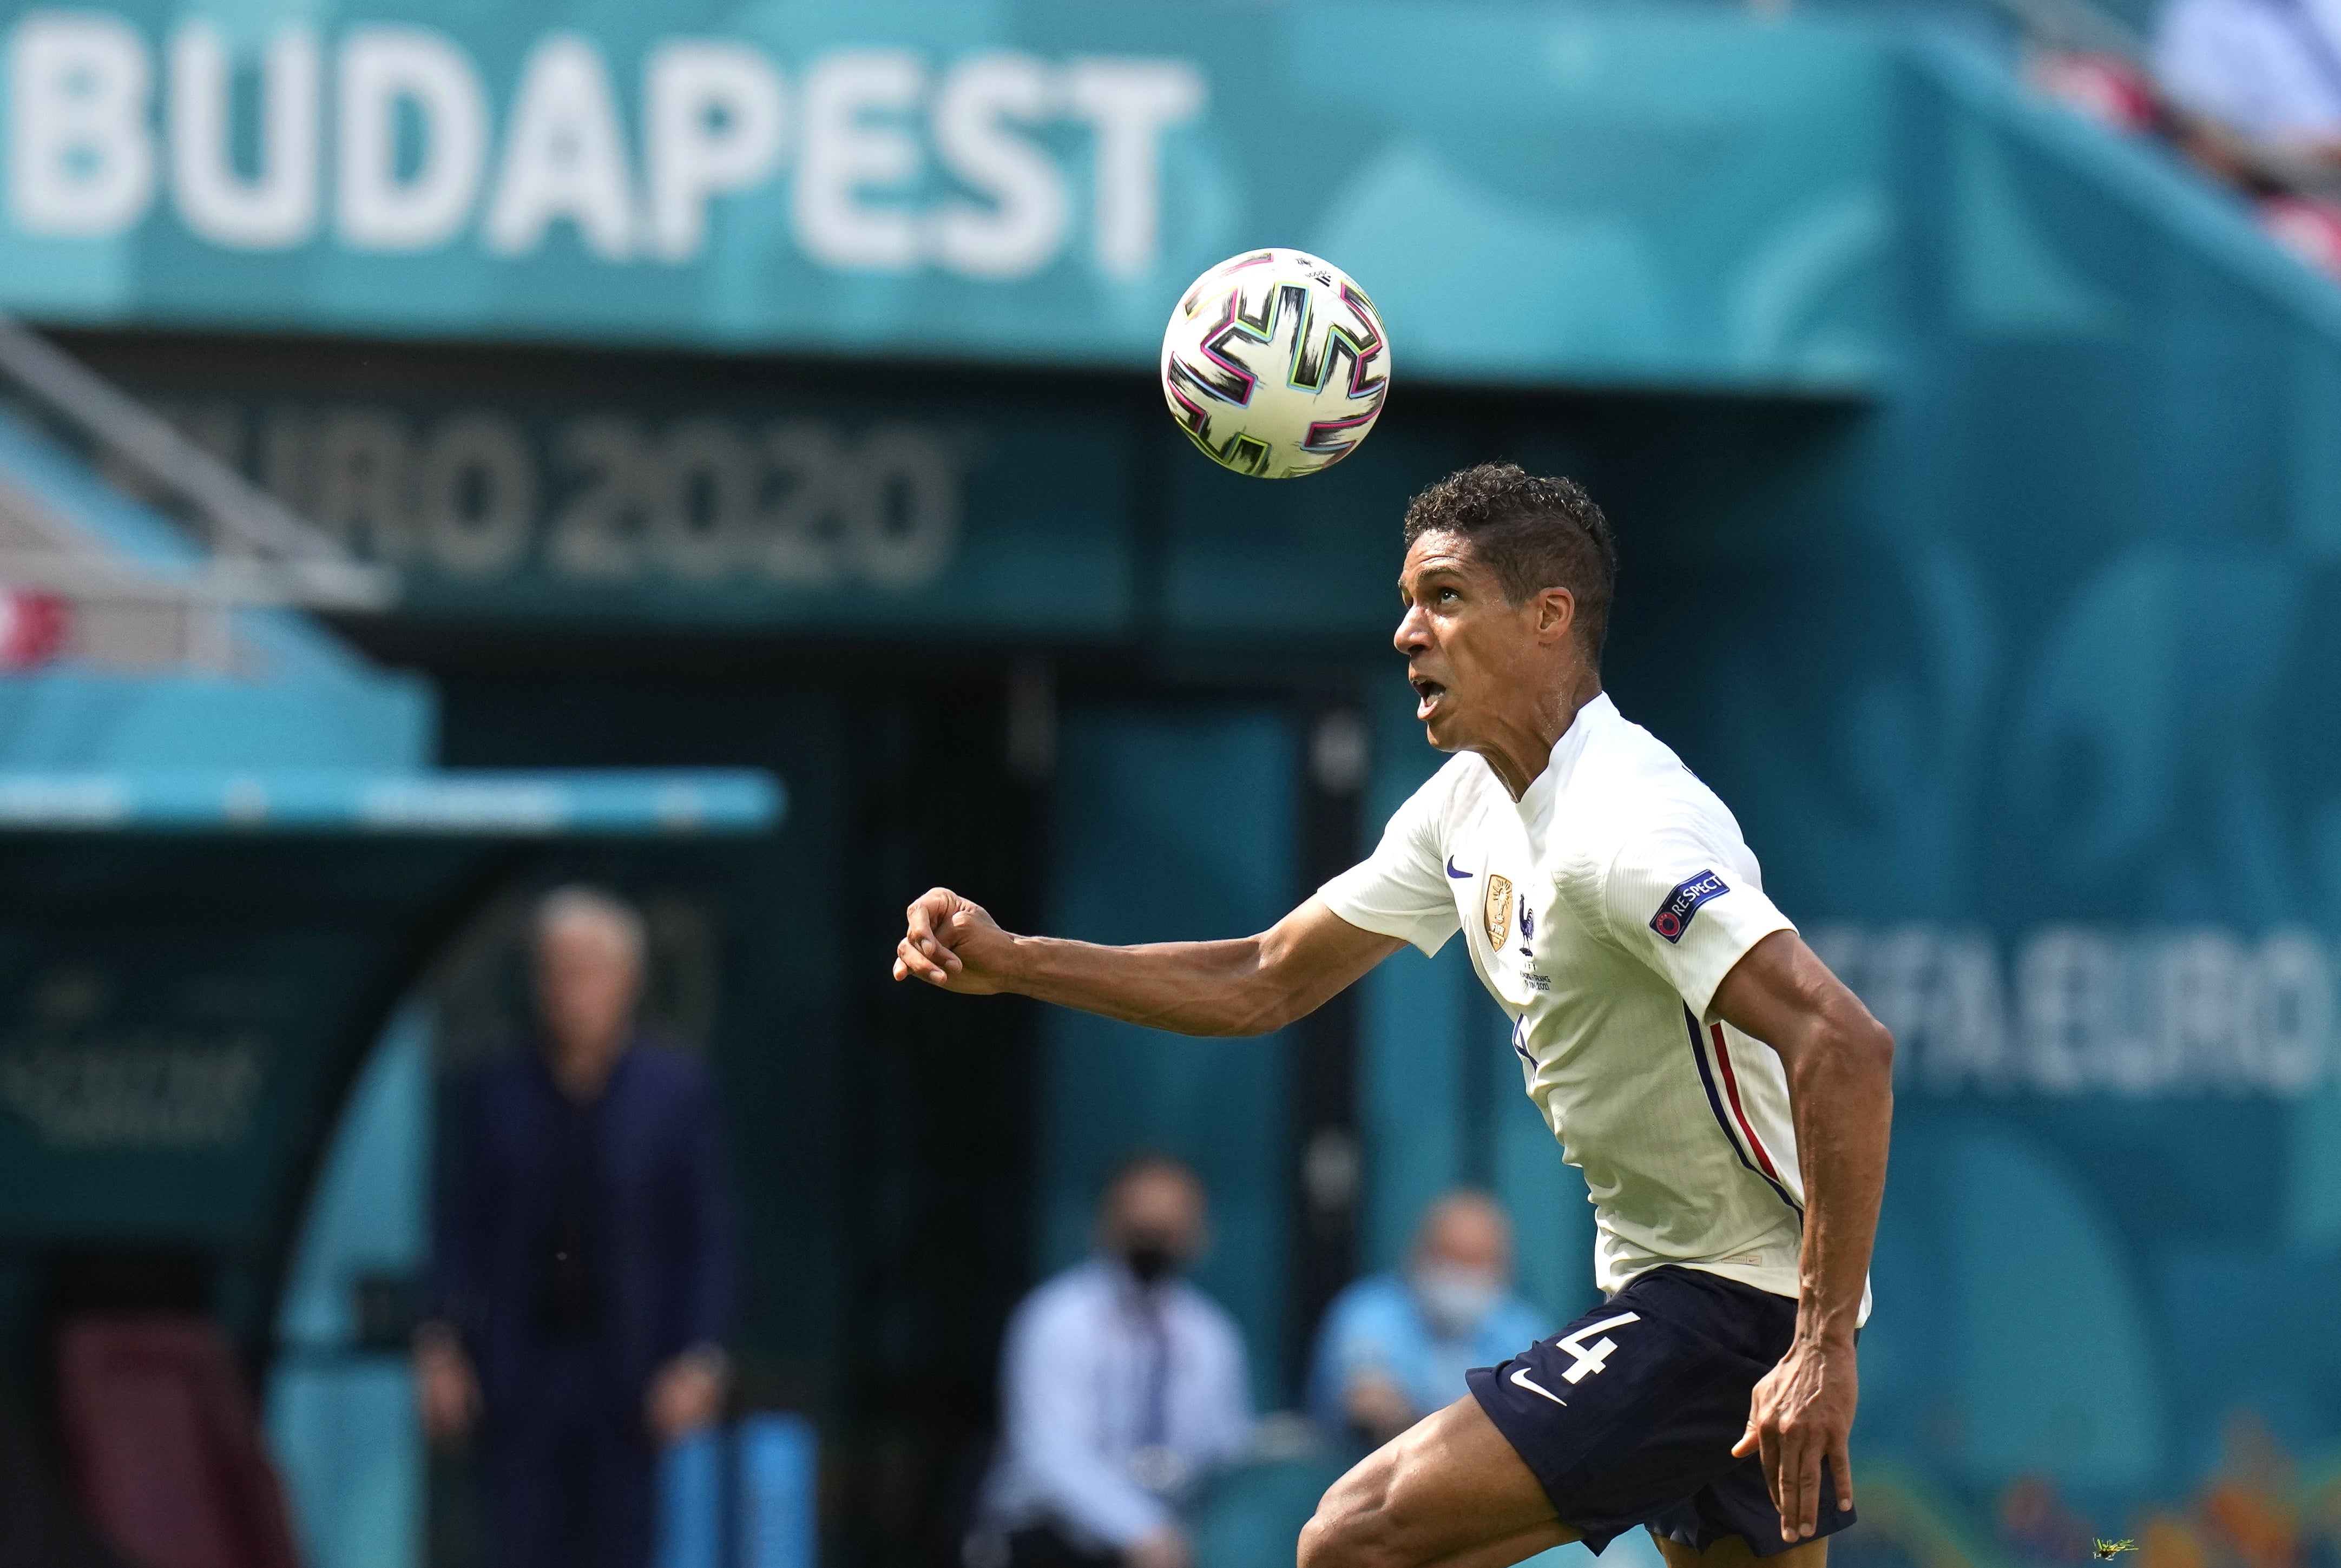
[1484,874,1515,946]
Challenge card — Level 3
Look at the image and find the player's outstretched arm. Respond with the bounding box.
[892,889,1404,1036]
[1712,930,1894,1545]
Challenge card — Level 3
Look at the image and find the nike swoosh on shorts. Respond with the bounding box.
[1509,1366,1567,1406]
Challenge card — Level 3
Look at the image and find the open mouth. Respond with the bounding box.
[1411,677,1447,720]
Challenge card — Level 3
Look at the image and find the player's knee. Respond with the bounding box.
[1300,1461,1410,1568]
[1299,1501,1400,1568]
[1298,1508,1337,1568]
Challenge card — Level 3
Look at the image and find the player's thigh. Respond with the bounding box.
[1300,1395,1576,1568]
[1654,1530,1828,1568]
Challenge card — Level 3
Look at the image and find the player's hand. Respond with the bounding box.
[1733,1331,1857,1543]
[892,888,1016,993]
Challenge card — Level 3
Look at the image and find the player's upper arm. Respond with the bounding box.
[1707,928,1892,1081]
[1593,812,1795,1022]
[1248,897,1408,1032]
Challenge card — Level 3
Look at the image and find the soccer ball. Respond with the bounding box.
[1160,249,1391,479]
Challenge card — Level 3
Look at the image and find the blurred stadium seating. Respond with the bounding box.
[57,1314,303,1568]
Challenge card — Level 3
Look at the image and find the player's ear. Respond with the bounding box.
[1535,586,1576,644]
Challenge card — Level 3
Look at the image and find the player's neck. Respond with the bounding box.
[1473,673,1602,802]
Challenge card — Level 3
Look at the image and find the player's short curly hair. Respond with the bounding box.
[1402,463,1619,662]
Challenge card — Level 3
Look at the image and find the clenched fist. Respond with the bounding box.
[893,888,1019,993]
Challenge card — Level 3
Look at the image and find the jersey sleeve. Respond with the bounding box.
[1596,815,1794,1022]
[1318,773,1461,957]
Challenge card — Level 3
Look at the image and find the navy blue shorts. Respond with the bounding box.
[1465,1266,1853,1558]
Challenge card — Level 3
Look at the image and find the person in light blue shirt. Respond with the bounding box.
[2157,0,2341,152]
[1306,1191,1552,1448]
[974,1156,1253,1568]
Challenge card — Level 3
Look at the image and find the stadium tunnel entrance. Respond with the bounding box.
[0,772,777,1563]
[41,328,1873,1567]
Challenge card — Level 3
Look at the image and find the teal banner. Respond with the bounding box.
[0,1,1886,389]
[82,368,1135,630]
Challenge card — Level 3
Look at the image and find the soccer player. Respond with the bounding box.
[893,464,1893,1568]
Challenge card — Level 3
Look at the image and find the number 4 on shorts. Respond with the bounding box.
[1554,1313,1640,1384]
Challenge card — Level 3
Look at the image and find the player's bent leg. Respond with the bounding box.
[1298,1395,1576,1568]
[1653,1530,1829,1568]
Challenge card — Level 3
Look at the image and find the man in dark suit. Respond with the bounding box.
[415,886,735,1568]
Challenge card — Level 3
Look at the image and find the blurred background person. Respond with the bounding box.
[413,886,737,1568]
[1304,1190,1551,1450]
[2154,0,2341,164]
[971,1155,1253,1568]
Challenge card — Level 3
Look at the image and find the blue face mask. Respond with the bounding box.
[1412,1264,1504,1336]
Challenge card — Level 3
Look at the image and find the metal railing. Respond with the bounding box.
[0,315,398,673]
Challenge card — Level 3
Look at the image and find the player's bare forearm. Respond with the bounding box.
[1000,930,1326,1034]
[1712,930,1891,1329]
[1711,929,1893,1538]
[892,890,1403,1037]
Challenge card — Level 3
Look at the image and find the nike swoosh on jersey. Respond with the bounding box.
[1509,1366,1567,1406]
[1446,857,1472,879]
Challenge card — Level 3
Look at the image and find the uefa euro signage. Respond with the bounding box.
[0,1,1888,387]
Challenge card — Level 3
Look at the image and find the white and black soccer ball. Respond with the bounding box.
[1160,248,1392,479]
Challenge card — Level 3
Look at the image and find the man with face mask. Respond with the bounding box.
[971,1156,1253,1568]
[1307,1192,1553,1448]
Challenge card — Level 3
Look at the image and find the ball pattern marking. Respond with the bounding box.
[1160,249,1391,479]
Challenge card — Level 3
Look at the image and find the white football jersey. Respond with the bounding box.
[1322,692,1865,1316]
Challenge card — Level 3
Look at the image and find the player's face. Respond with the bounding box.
[1394,531,1547,751]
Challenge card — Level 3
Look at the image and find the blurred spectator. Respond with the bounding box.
[2024,14,2341,281]
[1998,1472,2098,1565]
[972,1155,1252,1568]
[2132,1411,2307,1568]
[2259,193,2341,272]
[2145,1512,2214,1568]
[2030,49,2166,134]
[2200,1411,2301,1568]
[415,886,735,1568]
[2154,0,2341,158]
[2303,1465,2341,1568]
[1304,1190,1551,1449]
